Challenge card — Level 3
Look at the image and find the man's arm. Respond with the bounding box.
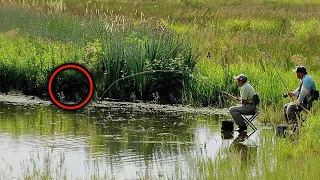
[240,87,248,104]
[289,87,300,97]
[226,93,240,101]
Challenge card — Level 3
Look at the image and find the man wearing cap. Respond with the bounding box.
[229,74,257,131]
[284,66,317,124]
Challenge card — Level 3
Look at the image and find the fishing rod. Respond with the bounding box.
[98,69,240,102]
[264,52,293,100]
[0,82,8,87]
[219,91,240,101]
[186,72,240,102]
[264,52,309,113]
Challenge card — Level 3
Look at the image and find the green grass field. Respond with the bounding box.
[2,0,320,106]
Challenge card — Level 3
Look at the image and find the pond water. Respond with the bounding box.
[0,102,267,179]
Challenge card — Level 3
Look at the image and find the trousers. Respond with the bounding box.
[284,102,302,124]
[229,104,257,127]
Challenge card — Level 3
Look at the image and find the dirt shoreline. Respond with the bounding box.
[0,93,230,116]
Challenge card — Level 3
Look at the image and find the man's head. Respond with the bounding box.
[234,74,247,86]
[292,66,307,79]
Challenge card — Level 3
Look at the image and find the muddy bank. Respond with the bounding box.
[0,93,52,105]
[92,100,230,116]
[0,93,230,116]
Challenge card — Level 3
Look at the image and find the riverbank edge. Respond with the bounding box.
[0,93,230,116]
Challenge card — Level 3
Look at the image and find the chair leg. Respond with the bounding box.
[245,131,256,140]
[243,116,257,131]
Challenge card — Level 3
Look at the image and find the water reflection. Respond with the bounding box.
[230,131,258,163]
[0,102,261,179]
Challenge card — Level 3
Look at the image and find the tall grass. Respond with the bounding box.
[0,7,197,103]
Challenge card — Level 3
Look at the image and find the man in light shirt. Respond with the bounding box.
[229,74,258,132]
[284,66,317,124]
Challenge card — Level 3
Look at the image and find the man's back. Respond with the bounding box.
[297,74,316,102]
[240,82,256,104]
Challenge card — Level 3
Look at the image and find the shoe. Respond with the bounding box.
[291,124,298,132]
[238,131,247,136]
[235,126,247,132]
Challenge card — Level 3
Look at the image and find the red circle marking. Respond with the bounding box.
[48,64,94,110]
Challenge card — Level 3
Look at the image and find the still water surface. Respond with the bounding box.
[0,102,263,179]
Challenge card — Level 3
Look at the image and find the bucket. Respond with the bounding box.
[275,125,288,137]
[221,120,234,131]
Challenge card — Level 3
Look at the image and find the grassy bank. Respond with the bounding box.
[1,0,320,106]
[0,1,320,110]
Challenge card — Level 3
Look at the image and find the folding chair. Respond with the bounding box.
[241,111,260,131]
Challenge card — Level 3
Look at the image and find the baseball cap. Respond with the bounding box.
[234,74,247,82]
[292,66,307,73]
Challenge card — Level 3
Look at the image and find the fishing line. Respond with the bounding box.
[264,52,309,113]
[98,69,238,102]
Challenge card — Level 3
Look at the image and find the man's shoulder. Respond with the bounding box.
[243,82,254,88]
[305,74,315,83]
[242,83,255,91]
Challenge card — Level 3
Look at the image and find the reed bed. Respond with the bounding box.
[0,7,197,103]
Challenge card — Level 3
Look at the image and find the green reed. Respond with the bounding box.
[0,7,197,103]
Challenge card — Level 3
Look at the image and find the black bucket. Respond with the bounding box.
[275,125,288,137]
[221,130,234,139]
[221,120,234,131]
